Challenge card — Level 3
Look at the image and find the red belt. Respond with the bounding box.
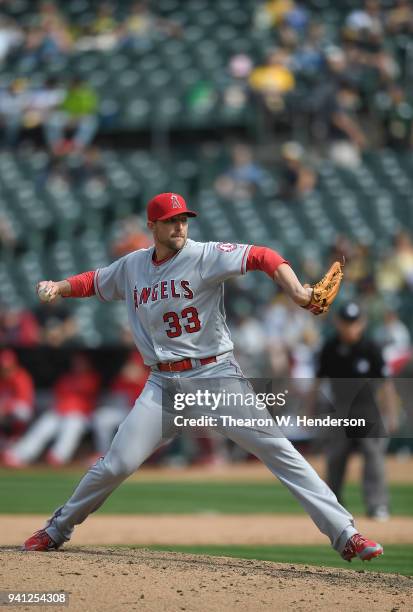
[157,356,217,372]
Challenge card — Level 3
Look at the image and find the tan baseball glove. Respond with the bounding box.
[302,260,344,315]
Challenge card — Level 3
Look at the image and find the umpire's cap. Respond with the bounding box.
[147,193,197,222]
[337,301,362,322]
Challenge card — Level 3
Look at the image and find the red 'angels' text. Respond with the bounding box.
[133,279,193,309]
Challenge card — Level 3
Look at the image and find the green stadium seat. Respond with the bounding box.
[124,98,151,127]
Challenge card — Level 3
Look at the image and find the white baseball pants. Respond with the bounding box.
[45,358,357,553]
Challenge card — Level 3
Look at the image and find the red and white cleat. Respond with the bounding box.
[22,529,60,552]
[1,450,27,468]
[341,533,383,562]
[45,451,65,467]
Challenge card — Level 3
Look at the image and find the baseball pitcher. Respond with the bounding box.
[24,193,382,563]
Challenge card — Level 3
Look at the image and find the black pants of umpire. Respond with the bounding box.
[326,433,389,516]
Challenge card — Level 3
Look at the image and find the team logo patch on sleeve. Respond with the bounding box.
[216,243,238,252]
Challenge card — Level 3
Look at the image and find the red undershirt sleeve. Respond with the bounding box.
[65,271,96,298]
[246,245,289,279]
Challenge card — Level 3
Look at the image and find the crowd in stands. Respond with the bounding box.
[214,140,317,201]
[240,0,413,161]
[0,1,181,63]
[0,0,409,176]
[0,1,409,154]
[0,346,239,468]
[0,298,77,347]
[0,349,150,467]
[222,223,413,393]
[0,75,99,152]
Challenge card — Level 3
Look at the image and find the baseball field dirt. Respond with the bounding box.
[1,547,412,611]
[1,514,412,545]
[2,458,412,610]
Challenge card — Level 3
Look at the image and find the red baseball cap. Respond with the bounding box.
[147,193,197,222]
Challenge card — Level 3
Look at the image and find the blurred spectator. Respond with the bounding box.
[86,2,119,50]
[343,243,372,289]
[394,231,413,278]
[0,214,17,251]
[322,83,367,168]
[254,0,308,32]
[37,2,67,29]
[111,215,151,258]
[300,254,323,285]
[345,0,384,42]
[0,16,23,64]
[278,141,317,201]
[38,12,72,61]
[264,294,320,377]
[358,275,388,331]
[70,146,107,187]
[0,307,40,346]
[386,0,413,35]
[276,24,299,54]
[19,27,45,70]
[0,77,64,146]
[223,53,253,115]
[214,143,265,200]
[232,310,267,376]
[34,300,78,347]
[249,48,295,116]
[375,251,405,295]
[187,80,217,116]
[380,85,413,150]
[0,349,34,451]
[40,146,107,190]
[41,154,71,189]
[228,53,253,81]
[283,3,309,34]
[92,3,118,36]
[24,77,65,132]
[308,40,397,137]
[119,1,154,50]
[329,235,353,264]
[92,351,149,456]
[374,310,411,371]
[75,3,119,51]
[44,77,99,153]
[292,21,325,77]
[342,43,396,96]
[119,1,181,51]
[0,79,29,146]
[4,353,100,467]
[18,2,72,71]
[376,232,413,295]
[393,231,413,289]
[323,46,356,89]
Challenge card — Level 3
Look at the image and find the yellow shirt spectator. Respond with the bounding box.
[264,0,295,25]
[249,64,295,94]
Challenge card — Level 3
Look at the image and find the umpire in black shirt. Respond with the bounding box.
[315,301,399,521]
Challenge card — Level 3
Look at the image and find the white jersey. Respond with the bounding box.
[94,239,252,365]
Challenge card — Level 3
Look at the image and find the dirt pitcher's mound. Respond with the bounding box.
[1,548,412,612]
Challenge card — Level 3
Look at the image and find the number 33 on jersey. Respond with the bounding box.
[94,239,252,365]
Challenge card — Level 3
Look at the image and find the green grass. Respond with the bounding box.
[146,544,413,576]
[0,470,412,515]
